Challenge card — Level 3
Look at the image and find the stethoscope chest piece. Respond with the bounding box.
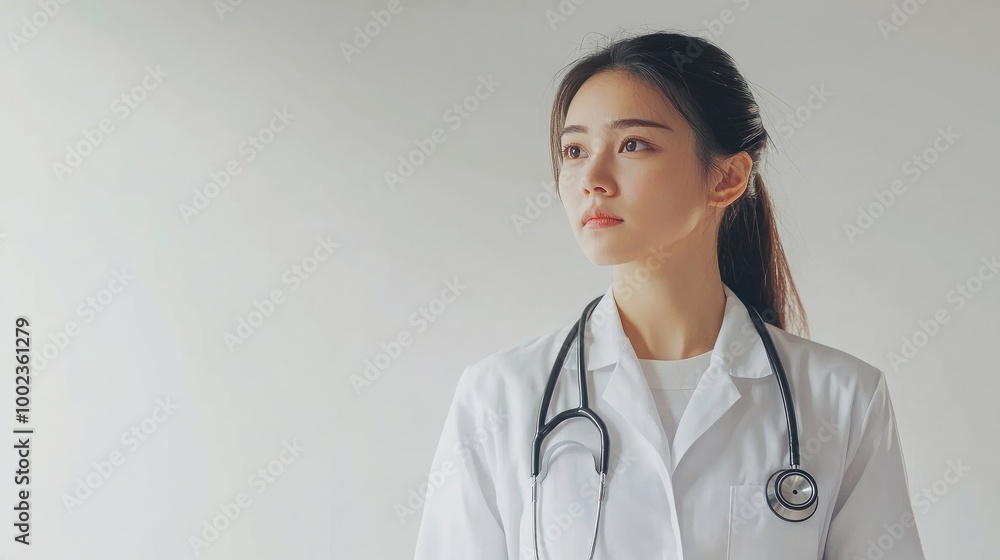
[765,467,818,522]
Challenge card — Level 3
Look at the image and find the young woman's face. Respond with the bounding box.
[557,70,721,266]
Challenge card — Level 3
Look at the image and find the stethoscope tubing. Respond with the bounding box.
[746,305,801,467]
[530,290,818,560]
[531,295,607,478]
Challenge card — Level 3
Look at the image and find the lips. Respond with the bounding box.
[582,207,623,226]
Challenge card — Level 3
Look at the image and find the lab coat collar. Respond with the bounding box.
[562,281,773,474]
[563,281,772,380]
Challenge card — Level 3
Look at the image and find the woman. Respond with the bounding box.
[414,31,925,559]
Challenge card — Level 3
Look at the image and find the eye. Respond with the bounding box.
[561,137,654,160]
[561,144,585,160]
[621,137,652,153]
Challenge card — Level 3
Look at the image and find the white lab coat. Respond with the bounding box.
[413,283,925,559]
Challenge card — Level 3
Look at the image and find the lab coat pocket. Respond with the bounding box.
[727,484,817,559]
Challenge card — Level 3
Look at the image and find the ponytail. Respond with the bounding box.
[719,173,808,337]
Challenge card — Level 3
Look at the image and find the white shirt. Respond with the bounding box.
[413,283,926,559]
[638,351,712,464]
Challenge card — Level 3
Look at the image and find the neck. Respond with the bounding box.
[611,253,726,362]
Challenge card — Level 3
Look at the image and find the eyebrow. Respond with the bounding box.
[560,118,673,137]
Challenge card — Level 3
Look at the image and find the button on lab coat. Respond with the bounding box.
[413,283,926,559]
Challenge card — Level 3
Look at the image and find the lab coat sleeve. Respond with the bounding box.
[413,364,508,560]
[823,369,925,559]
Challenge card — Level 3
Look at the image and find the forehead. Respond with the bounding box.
[564,70,683,130]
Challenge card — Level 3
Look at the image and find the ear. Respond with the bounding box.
[708,152,753,209]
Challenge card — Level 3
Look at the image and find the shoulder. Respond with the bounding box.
[765,324,888,417]
[441,325,573,458]
[454,323,574,402]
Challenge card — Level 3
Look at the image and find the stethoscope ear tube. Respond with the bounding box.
[532,295,608,560]
[531,295,607,478]
[531,319,579,477]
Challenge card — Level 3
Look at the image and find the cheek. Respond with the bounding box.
[558,191,580,230]
[557,185,573,212]
[558,178,582,206]
[628,172,704,231]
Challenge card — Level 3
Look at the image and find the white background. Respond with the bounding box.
[0,0,997,558]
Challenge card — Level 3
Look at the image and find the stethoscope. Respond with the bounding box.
[530,291,818,559]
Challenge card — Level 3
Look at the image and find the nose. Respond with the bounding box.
[563,141,617,198]
[579,162,617,198]
[582,177,615,197]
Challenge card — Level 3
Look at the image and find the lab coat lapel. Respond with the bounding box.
[669,363,740,472]
[601,343,674,470]
[565,282,772,475]
[671,283,772,472]
[564,284,673,470]
[599,345,685,560]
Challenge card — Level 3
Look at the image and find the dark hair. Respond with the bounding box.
[548,30,808,337]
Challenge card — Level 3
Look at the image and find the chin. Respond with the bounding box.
[581,247,633,267]
[574,223,645,266]
[578,234,667,267]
